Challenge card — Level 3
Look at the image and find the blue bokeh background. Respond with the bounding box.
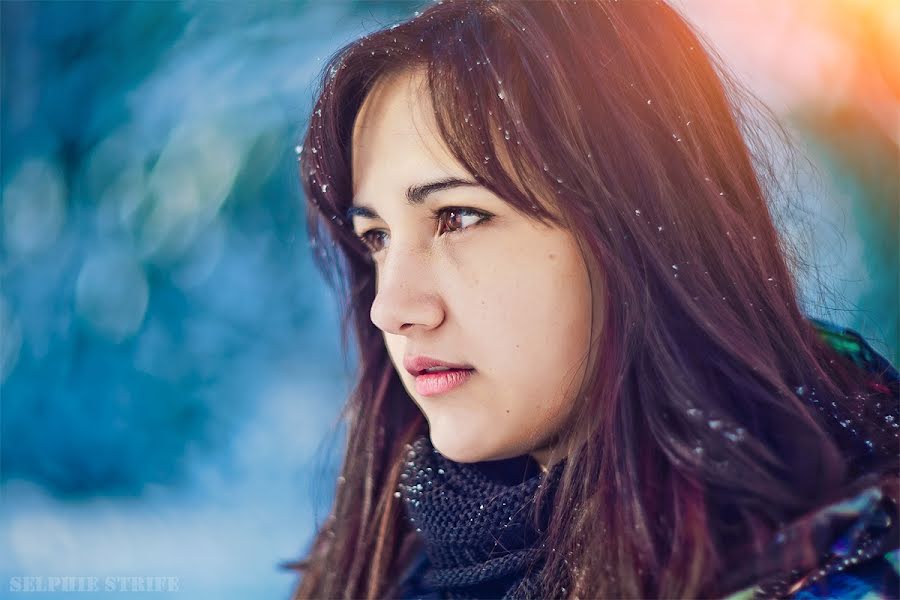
[1,1,896,598]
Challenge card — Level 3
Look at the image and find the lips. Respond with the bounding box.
[413,367,475,397]
[403,355,474,377]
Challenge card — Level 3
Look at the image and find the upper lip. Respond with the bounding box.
[403,355,474,377]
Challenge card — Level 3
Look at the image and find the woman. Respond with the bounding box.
[287,1,899,598]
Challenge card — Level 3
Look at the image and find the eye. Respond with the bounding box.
[355,207,492,255]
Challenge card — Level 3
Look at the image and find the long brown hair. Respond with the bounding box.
[287,1,898,597]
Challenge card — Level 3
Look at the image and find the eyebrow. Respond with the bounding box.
[346,177,481,222]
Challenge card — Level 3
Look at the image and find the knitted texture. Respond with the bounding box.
[397,435,565,599]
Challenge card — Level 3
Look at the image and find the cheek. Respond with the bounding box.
[472,242,592,394]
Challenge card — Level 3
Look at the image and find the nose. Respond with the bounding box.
[369,244,445,335]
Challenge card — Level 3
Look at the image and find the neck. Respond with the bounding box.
[529,443,562,474]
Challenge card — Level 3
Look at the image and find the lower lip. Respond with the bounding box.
[414,369,474,397]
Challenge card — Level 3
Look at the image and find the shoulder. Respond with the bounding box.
[807,317,899,385]
[726,476,900,600]
[790,549,900,599]
[725,551,900,600]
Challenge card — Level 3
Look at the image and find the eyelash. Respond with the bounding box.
[355,207,492,255]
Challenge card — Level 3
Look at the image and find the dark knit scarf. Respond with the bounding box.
[397,435,566,599]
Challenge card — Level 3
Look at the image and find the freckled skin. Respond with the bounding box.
[351,69,594,468]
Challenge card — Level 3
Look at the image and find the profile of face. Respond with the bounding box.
[350,69,595,467]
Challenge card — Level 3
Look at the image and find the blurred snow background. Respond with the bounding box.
[0,1,896,598]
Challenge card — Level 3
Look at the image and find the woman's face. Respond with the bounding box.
[350,69,595,467]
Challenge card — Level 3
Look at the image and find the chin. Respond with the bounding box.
[427,427,498,464]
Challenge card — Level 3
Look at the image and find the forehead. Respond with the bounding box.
[351,69,464,199]
[348,68,566,226]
